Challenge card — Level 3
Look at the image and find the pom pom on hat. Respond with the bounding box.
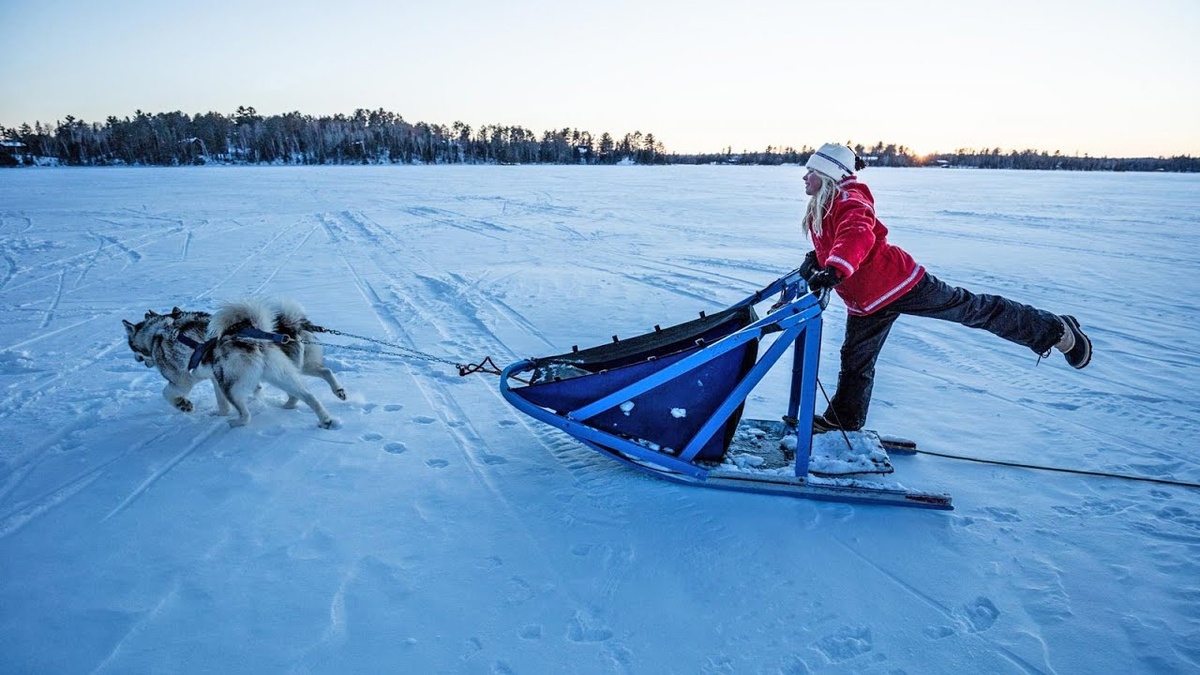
[805,143,858,179]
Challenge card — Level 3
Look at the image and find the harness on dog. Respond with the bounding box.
[177,328,292,372]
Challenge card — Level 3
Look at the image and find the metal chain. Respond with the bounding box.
[304,326,509,378]
[312,327,463,366]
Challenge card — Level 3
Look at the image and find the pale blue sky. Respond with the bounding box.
[2,0,1197,157]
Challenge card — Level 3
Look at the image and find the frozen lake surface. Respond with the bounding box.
[1,165,1199,673]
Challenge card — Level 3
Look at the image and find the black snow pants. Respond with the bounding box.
[822,272,1065,431]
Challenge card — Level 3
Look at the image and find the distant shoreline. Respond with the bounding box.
[3,108,1196,173]
[4,159,1197,173]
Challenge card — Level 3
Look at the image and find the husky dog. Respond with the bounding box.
[123,307,213,413]
[123,299,346,428]
[204,298,345,428]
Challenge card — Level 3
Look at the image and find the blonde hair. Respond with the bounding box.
[803,170,839,237]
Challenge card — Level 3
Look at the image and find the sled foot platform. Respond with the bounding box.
[696,419,952,510]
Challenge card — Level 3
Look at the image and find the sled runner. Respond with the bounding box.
[499,269,952,510]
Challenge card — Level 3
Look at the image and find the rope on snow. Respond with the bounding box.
[814,377,1200,491]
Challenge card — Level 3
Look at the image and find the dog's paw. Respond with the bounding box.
[335,388,347,401]
[318,418,339,430]
[228,417,249,428]
[282,397,300,410]
[173,398,194,413]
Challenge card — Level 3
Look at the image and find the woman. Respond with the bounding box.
[795,142,1091,433]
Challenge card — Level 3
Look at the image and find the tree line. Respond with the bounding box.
[0,107,666,167]
[671,142,1199,172]
[1,108,1195,172]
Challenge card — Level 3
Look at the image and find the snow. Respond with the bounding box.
[2,165,1199,673]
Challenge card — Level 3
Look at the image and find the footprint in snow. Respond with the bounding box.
[384,442,407,455]
[813,625,873,663]
[1052,497,1134,518]
[1044,401,1081,411]
[1155,505,1200,530]
[506,576,534,605]
[383,404,403,412]
[426,458,449,468]
[779,655,813,675]
[361,432,383,442]
[958,597,1000,633]
[411,415,437,425]
[923,625,956,640]
[982,506,1021,523]
[566,611,613,643]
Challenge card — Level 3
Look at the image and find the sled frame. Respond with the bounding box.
[500,269,822,480]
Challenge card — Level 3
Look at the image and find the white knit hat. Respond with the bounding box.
[806,143,857,179]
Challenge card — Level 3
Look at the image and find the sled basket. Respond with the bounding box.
[501,269,826,474]
[511,305,760,461]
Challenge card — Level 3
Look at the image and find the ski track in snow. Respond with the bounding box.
[37,269,64,329]
[100,423,225,523]
[248,221,323,295]
[321,211,611,488]
[0,251,16,292]
[0,215,175,299]
[192,218,308,301]
[318,206,664,666]
[0,212,266,355]
[0,336,126,430]
[0,423,176,539]
[329,200,806,670]
[0,167,1198,674]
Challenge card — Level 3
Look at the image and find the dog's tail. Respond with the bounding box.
[270,298,324,338]
[209,298,277,339]
[269,298,318,335]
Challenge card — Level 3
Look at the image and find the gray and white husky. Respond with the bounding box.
[123,299,346,428]
[122,307,213,414]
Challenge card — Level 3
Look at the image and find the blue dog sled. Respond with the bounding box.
[499,269,952,510]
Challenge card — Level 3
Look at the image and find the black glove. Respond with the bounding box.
[807,266,842,293]
[798,250,819,280]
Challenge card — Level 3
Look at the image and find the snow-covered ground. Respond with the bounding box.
[1,165,1198,674]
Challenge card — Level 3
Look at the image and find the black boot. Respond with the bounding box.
[812,414,842,434]
[1056,315,1092,369]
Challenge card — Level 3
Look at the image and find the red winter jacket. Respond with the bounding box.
[809,177,925,316]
